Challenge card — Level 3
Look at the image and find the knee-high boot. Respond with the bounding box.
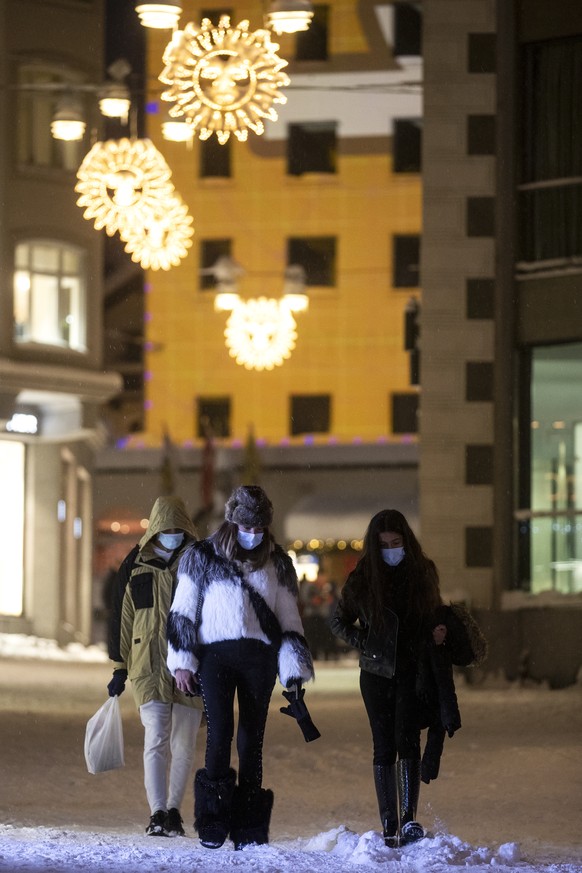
[230,783,274,850]
[373,764,398,847]
[396,758,424,844]
[194,768,236,849]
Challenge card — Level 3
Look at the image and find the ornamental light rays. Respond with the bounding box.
[75,137,175,236]
[75,137,193,270]
[159,16,290,143]
[120,193,194,271]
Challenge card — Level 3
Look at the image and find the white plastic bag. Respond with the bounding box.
[84,696,125,775]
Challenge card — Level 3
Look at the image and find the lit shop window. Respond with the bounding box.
[14,241,87,352]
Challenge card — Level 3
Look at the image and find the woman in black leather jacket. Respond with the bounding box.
[331,508,475,848]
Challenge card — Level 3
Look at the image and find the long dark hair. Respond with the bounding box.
[355,509,442,628]
[213,520,272,569]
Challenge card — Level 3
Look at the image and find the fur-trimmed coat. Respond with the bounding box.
[166,536,314,688]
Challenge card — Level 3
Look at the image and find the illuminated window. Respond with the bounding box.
[17,64,87,171]
[13,240,87,351]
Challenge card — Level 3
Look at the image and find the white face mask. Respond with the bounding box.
[237,530,264,550]
[157,532,184,550]
[381,547,405,566]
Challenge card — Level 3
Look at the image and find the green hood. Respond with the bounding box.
[139,496,197,549]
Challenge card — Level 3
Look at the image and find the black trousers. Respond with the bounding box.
[359,668,421,766]
[198,639,277,790]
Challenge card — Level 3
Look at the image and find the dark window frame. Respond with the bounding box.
[196,396,231,438]
[393,234,420,288]
[287,121,337,176]
[287,236,337,287]
[290,394,331,435]
[199,238,232,290]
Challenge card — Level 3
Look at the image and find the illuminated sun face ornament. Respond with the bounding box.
[75,138,175,236]
[119,193,194,271]
[217,295,308,371]
[160,15,290,143]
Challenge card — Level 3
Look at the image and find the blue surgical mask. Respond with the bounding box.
[381,547,405,566]
[237,530,264,550]
[158,532,184,550]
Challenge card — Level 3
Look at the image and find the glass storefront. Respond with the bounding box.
[528,342,582,595]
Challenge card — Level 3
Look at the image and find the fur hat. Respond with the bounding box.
[225,485,273,528]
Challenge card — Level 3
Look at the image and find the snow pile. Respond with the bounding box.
[0,632,108,662]
[0,824,536,873]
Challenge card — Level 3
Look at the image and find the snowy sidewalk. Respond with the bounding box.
[0,637,581,872]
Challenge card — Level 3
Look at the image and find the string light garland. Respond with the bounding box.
[159,15,290,144]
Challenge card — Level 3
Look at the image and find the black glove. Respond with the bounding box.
[280,682,321,743]
[107,668,128,697]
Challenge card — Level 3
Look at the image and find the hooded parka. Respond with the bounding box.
[108,496,202,712]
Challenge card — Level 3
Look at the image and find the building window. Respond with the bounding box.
[287,237,336,286]
[393,119,422,173]
[465,444,494,485]
[13,240,87,351]
[290,395,331,435]
[200,239,232,290]
[393,235,420,287]
[466,278,495,319]
[200,7,233,24]
[17,65,87,171]
[467,33,496,73]
[467,197,495,237]
[196,397,231,438]
[200,137,231,178]
[467,115,496,156]
[295,4,329,61]
[466,361,494,402]
[519,37,582,264]
[465,526,493,567]
[391,393,419,434]
[393,3,422,56]
[288,122,337,175]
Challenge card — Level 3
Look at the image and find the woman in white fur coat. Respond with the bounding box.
[167,485,314,851]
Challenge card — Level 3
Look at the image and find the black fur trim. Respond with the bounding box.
[167,611,199,654]
[272,545,299,595]
[281,630,314,678]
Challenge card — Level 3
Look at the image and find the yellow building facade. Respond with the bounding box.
[142,1,422,448]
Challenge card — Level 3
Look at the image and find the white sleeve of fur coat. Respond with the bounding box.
[275,583,314,687]
[166,572,201,676]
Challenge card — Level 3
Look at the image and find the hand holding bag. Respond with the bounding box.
[84,695,125,774]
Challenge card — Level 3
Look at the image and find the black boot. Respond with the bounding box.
[230,784,274,850]
[194,768,236,849]
[396,758,424,844]
[372,764,398,848]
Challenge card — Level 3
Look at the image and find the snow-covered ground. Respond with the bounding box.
[0,633,581,873]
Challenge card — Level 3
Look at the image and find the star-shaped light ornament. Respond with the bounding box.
[159,15,290,143]
[119,193,194,271]
[75,138,175,236]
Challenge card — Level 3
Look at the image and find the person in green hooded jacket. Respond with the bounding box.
[107,496,204,838]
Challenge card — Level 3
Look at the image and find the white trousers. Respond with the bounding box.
[139,700,203,814]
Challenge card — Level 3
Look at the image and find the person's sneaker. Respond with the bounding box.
[166,807,185,837]
[145,810,169,837]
